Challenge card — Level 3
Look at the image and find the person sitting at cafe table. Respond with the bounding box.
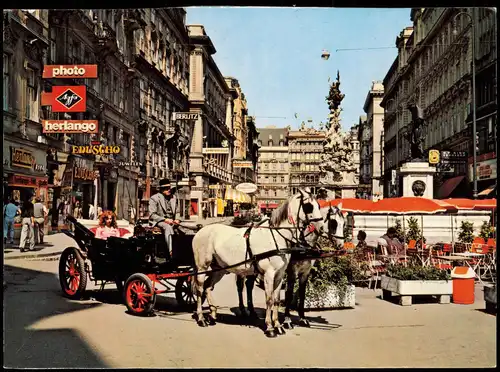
[380,227,404,255]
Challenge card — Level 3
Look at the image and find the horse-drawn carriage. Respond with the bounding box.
[59,216,201,314]
[58,191,347,336]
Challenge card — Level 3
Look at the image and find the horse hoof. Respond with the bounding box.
[197,319,207,327]
[276,326,286,335]
[283,321,294,330]
[207,316,216,326]
[298,319,311,328]
[265,329,277,338]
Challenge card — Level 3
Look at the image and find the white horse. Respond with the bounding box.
[236,203,346,328]
[191,189,325,337]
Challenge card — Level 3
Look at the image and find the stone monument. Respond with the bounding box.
[319,71,359,198]
[399,103,435,199]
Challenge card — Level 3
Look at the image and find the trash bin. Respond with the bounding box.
[451,267,476,304]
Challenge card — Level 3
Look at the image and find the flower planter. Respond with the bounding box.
[380,275,452,306]
[304,284,356,309]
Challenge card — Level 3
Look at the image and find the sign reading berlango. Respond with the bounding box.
[43,120,99,134]
[232,160,253,168]
[172,112,200,121]
[71,145,121,155]
[11,148,35,169]
[202,148,229,154]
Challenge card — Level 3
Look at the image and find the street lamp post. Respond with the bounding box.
[453,8,478,199]
[385,98,402,197]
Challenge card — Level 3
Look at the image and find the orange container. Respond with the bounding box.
[451,267,475,305]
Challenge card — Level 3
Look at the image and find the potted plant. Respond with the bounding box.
[458,221,475,244]
[299,255,367,309]
[479,220,492,240]
[405,217,426,246]
[381,263,452,306]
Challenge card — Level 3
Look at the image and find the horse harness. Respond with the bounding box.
[242,193,323,274]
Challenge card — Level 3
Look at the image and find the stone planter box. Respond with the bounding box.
[303,284,356,309]
[381,275,452,306]
[484,284,497,313]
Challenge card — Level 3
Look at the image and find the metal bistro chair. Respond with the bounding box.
[472,244,496,283]
[364,248,386,290]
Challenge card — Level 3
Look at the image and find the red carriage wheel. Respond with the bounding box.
[124,273,156,316]
[59,247,88,300]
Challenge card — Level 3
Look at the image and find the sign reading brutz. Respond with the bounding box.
[41,85,87,112]
[42,65,98,79]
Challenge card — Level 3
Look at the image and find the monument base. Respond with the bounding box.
[399,162,436,199]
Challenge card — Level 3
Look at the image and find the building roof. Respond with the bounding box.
[257,127,288,142]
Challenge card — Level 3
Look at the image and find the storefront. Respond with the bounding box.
[72,156,97,218]
[469,154,497,198]
[3,140,49,210]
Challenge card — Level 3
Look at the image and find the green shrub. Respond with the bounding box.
[458,221,475,243]
[405,217,426,245]
[479,220,492,240]
[386,263,450,281]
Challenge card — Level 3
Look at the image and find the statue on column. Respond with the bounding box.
[320,70,357,185]
[407,103,425,161]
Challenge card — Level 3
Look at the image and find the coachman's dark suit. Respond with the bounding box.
[149,193,177,254]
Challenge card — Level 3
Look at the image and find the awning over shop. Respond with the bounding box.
[478,185,496,197]
[225,188,251,203]
[437,176,466,199]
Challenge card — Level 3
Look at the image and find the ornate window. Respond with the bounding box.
[26,67,37,121]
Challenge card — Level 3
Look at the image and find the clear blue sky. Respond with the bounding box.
[186,7,412,131]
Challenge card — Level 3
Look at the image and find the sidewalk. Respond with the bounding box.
[3,217,233,261]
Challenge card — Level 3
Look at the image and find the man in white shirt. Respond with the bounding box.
[33,197,48,244]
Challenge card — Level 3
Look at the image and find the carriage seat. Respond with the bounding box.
[89,227,134,239]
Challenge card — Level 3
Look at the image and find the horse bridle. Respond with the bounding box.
[291,192,324,244]
[323,205,345,241]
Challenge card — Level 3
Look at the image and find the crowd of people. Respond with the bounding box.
[3,196,108,252]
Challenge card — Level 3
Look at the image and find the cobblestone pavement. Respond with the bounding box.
[4,258,496,368]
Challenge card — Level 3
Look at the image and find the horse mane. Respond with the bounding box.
[269,200,290,227]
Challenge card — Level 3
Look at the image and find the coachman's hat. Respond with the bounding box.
[159,179,171,189]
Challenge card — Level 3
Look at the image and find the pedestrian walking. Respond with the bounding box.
[88,203,95,220]
[73,201,82,219]
[4,199,20,244]
[19,203,35,252]
[33,197,48,245]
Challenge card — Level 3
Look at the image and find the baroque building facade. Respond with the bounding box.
[359,81,385,200]
[381,8,496,199]
[288,123,325,195]
[225,77,258,186]
[187,25,236,218]
[3,10,51,216]
[255,126,289,213]
[129,8,192,219]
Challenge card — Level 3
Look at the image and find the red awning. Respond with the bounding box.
[318,198,374,213]
[371,197,457,214]
[437,176,465,199]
